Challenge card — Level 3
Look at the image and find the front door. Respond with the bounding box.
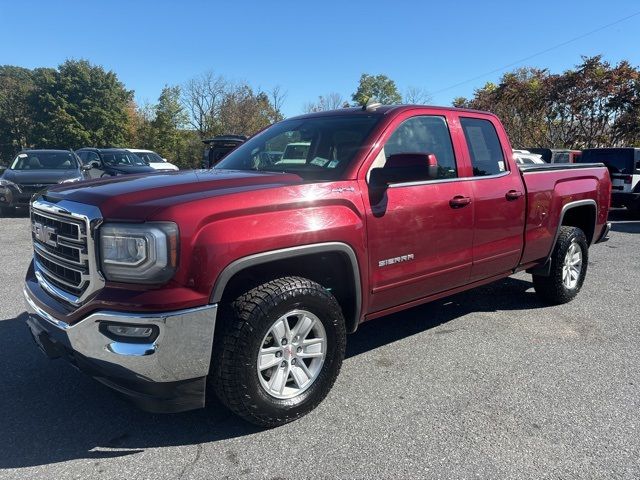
[363,113,474,313]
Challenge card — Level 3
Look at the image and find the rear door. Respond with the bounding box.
[362,110,474,312]
[456,115,526,282]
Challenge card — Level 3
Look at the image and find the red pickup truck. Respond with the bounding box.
[23,105,611,427]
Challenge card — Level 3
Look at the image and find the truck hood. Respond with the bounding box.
[2,169,82,185]
[42,169,304,219]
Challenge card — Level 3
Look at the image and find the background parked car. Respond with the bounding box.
[526,148,582,163]
[127,149,179,171]
[512,149,545,166]
[0,149,87,215]
[578,147,640,213]
[202,135,246,168]
[278,142,311,165]
[75,148,157,178]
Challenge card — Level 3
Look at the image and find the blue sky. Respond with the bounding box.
[1,0,639,118]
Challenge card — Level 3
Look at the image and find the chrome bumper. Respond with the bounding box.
[23,286,218,383]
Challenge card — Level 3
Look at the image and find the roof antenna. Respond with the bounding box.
[363,98,382,111]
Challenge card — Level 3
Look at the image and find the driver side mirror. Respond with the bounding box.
[369,153,439,188]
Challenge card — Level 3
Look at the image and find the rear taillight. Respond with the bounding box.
[624,175,632,184]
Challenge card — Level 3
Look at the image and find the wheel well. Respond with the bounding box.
[219,251,359,333]
[561,205,596,244]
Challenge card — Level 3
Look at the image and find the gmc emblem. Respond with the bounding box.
[32,221,57,247]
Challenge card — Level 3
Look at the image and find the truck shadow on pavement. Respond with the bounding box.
[346,276,543,359]
[0,277,543,468]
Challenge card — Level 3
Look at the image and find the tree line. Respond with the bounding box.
[454,56,640,149]
[0,60,285,168]
[0,62,425,168]
[2,56,638,168]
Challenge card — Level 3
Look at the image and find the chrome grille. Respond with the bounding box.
[31,210,85,264]
[30,199,104,305]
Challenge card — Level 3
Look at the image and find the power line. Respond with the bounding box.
[432,10,640,95]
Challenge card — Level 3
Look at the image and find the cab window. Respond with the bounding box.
[460,117,506,176]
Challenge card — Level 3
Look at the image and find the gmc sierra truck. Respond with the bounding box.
[23,105,611,427]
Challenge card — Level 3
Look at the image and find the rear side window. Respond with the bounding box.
[460,117,506,176]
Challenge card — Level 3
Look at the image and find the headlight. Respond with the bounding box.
[0,179,21,193]
[99,222,179,284]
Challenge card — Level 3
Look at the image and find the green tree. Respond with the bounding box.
[218,84,280,136]
[127,101,156,149]
[453,57,640,148]
[31,59,133,149]
[0,66,35,161]
[152,85,188,157]
[351,73,402,106]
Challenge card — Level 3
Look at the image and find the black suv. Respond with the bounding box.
[75,148,156,178]
[202,135,246,168]
[0,149,87,215]
[578,148,640,213]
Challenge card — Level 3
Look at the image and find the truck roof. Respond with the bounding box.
[287,105,496,121]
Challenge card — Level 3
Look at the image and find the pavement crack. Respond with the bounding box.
[177,443,203,480]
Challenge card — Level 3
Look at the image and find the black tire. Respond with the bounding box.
[210,276,346,427]
[532,226,588,305]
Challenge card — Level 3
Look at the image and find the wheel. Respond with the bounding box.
[210,276,346,427]
[532,226,588,304]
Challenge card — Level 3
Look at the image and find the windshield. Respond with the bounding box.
[11,152,78,170]
[215,115,382,181]
[134,151,165,163]
[102,152,147,167]
[580,149,635,174]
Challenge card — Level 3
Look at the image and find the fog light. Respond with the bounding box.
[107,325,153,338]
[0,196,5,202]
[100,322,159,342]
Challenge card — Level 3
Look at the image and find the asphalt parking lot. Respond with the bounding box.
[0,209,638,480]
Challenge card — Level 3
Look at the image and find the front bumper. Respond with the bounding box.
[23,284,218,413]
